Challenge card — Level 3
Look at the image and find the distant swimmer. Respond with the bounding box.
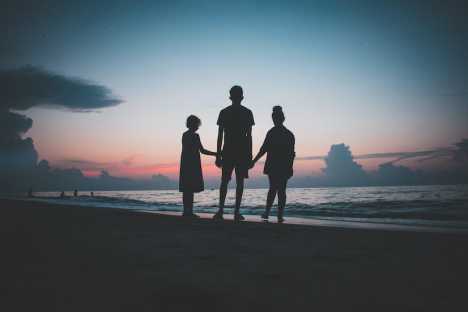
[74,189,78,197]
[90,191,94,197]
[60,191,65,198]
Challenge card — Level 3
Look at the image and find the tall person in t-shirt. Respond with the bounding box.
[213,86,255,221]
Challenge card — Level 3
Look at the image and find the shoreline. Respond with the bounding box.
[147,211,468,234]
[11,196,468,234]
[1,198,467,311]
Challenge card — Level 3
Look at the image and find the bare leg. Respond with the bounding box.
[234,177,244,216]
[265,187,277,218]
[183,192,194,216]
[217,179,229,216]
[265,175,278,218]
[277,179,288,221]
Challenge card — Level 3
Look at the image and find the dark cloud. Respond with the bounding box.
[356,151,436,161]
[291,141,468,188]
[295,155,325,161]
[297,139,468,165]
[0,137,38,171]
[0,66,122,111]
[0,110,33,141]
[322,143,368,186]
[0,110,38,187]
[63,154,149,173]
[296,151,439,161]
[374,163,422,186]
[0,66,123,192]
[57,159,111,172]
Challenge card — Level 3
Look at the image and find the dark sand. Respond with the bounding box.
[1,199,467,311]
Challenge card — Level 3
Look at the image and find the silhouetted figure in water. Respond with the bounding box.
[251,106,295,223]
[27,187,33,198]
[213,86,254,221]
[90,191,94,197]
[60,191,65,198]
[73,189,78,197]
[179,115,217,217]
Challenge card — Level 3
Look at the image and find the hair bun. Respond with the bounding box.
[273,106,283,113]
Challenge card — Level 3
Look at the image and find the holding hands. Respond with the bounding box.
[214,155,256,170]
[215,155,223,168]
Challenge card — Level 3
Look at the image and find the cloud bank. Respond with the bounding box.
[1,65,466,192]
[322,143,368,186]
[0,66,137,192]
[0,65,121,111]
[296,148,454,163]
[286,140,468,188]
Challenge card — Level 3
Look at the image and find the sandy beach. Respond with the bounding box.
[1,198,467,311]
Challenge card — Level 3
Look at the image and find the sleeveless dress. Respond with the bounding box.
[179,131,204,193]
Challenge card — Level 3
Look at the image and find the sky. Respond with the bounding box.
[2,0,468,180]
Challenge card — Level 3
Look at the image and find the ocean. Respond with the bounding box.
[29,184,468,230]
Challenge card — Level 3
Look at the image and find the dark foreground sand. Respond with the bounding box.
[1,199,467,311]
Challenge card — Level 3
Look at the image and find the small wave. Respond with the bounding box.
[29,187,468,227]
[33,194,183,210]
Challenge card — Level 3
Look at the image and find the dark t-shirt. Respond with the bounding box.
[262,125,295,178]
[217,105,254,160]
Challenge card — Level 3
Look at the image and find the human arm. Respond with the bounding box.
[196,134,218,156]
[215,126,223,167]
[247,126,253,162]
[247,110,254,163]
[200,143,218,156]
[250,148,266,169]
[250,132,268,168]
[290,135,296,162]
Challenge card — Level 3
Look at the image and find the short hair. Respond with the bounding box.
[186,115,201,129]
[229,85,243,99]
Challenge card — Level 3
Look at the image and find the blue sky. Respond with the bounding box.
[2,0,467,177]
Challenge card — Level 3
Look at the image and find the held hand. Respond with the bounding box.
[215,157,222,168]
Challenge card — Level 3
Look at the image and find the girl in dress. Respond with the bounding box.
[179,115,217,217]
[251,106,295,223]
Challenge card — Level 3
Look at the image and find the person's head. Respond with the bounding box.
[272,106,285,126]
[229,85,244,104]
[186,115,201,131]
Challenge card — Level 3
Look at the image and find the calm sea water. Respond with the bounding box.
[32,185,468,229]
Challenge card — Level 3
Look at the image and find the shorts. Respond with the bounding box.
[268,174,289,189]
[221,158,249,181]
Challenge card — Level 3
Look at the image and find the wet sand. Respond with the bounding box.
[147,211,468,234]
[1,198,467,311]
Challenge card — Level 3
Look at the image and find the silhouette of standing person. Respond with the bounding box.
[213,86,254,221]
[251,106,295,223]
[179,115,217,217]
